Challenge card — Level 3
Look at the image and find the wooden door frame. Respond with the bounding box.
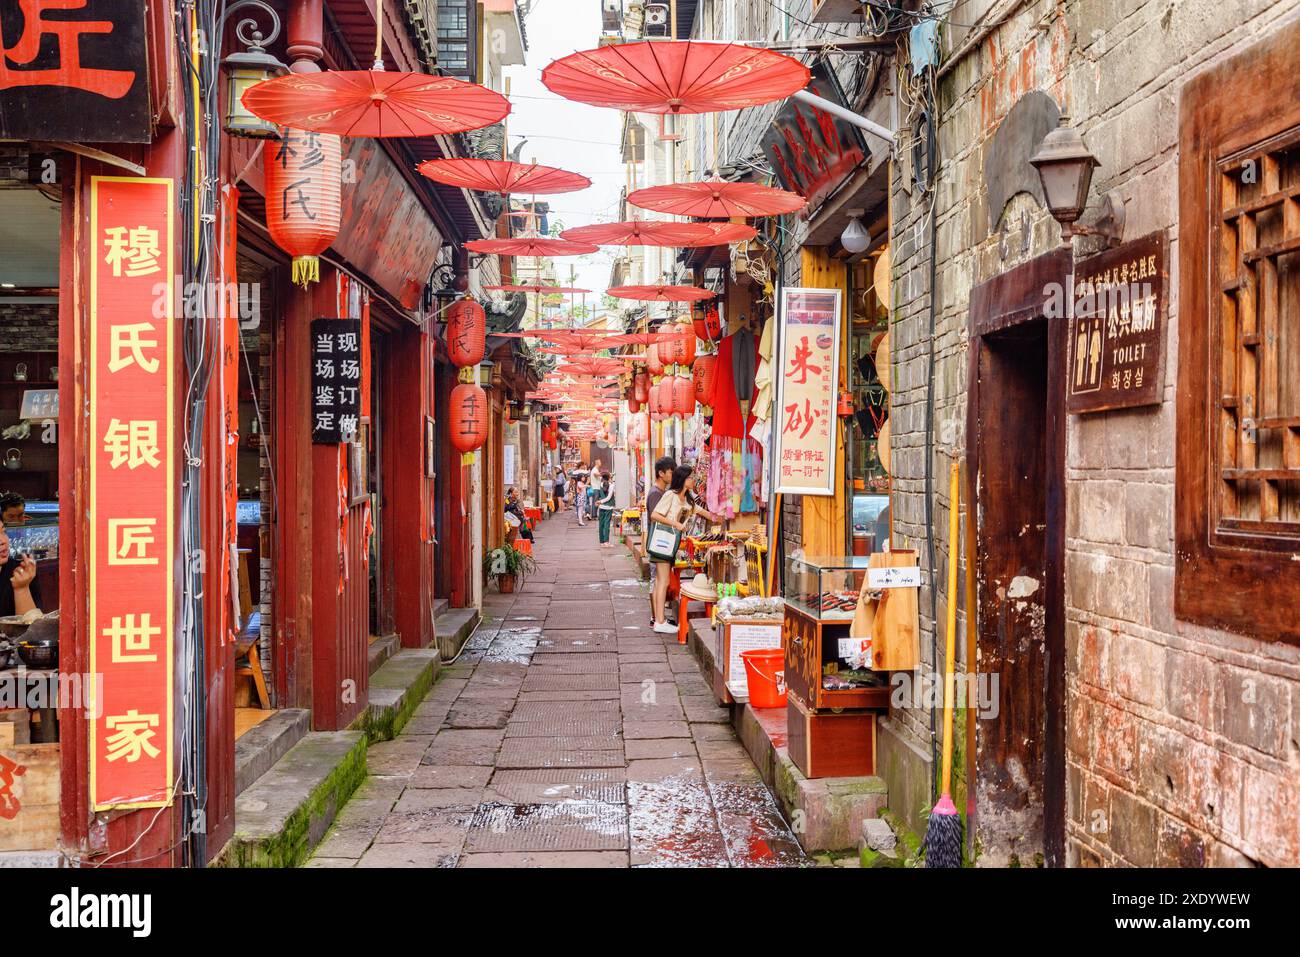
[965,247,1069,866]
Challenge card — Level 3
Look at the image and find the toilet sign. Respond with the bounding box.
[1065,232,1166,414]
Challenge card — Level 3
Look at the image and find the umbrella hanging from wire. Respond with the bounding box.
[466,236,598,256]
[607,284,716,302]
[541,40,810,115]
[243,0,508,137]
[417,158,591,195]
[486,284,591,295]
[627,180,808,218]
[559,220,716,247]
[556,356,630,376]
[675,222,758,247]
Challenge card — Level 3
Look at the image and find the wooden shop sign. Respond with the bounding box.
[1065,231,1167,414]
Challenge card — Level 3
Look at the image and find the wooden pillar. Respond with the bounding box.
[389,322,436,648]
[798,247,851,557]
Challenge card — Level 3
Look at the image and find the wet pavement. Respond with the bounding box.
[309,510,807,868]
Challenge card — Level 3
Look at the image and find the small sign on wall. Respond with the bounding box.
[311,318,362,443]
[1065,232,1167,414]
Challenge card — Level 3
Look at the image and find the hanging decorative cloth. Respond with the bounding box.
[752,317,775,421]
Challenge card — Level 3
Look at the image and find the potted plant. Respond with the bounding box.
[484,543,536,593]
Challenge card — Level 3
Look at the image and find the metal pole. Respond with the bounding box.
[791,90,895,147]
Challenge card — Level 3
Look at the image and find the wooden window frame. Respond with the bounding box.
[1176,19,1300,645]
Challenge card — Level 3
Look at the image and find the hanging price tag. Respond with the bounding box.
[868,565,921,589]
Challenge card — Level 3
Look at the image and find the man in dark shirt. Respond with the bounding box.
[645,456,676,625]
[0,526,39,618]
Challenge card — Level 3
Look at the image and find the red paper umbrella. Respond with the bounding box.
[608,284,716,303]
[628,180,807,218]
[244,70,509,138]
[557,356,628,376]
[417,158,591,195]
[485,284,591,295]
[542,41,809,115]
[620,328,694,347]
[560,220,715,247]
[465,237,598,256]
[676,222,758,247]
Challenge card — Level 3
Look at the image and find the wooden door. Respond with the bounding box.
[966,250,1068,867]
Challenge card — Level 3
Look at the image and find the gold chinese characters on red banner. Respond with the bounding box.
[89,177,174,810]
[774,287,842,496]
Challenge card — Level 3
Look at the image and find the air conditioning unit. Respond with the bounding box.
[601,0,623,32]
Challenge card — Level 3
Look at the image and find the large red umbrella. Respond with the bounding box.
[244,70,509,138]
[628,180,808,218]
[497,329,626,351]
[556,357,629,376]
[465,237,598,256]
[486,284,591,295]
[417,159,591,195]
[676,222,758,247]
[608,284,716,302]
[560,220,715,247]
[542,41,809,115]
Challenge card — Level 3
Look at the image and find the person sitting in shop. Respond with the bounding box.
[506,488,533,542]
[0,526,39,618]
[0,492,27,527]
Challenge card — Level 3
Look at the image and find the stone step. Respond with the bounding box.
[434,607,479,661]
[361,648,440,742]
[367,633,400,676]
[221,730,367,868]
[235,708,310,795]
[734,703,888,853]
[431,597,449,620]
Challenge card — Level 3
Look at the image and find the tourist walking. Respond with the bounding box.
[552,466,567,513]
[597,473,616,546]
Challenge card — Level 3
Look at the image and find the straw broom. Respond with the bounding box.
[924,460,963,867]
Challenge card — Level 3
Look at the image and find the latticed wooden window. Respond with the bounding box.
[1215,132,1300,536]
[1176,19,1300,645]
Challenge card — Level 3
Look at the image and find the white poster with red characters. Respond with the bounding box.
[773,287,841,496]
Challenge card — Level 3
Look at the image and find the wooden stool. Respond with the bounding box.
[235,636,271,710]
[677,582,718,646]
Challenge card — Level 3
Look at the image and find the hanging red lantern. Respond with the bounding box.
[633,369,649,403]
[449,383,487,453]
[647,341,664,377]
[674,320,696,367]
[446,297,486,368]
[628,396,641,414]
[693,308,709,342]
[703,305,722,341]
[264,127,341,286]
[672,374,695,417]
[693,353,717,408]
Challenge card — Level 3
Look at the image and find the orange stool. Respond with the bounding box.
[516,538,532,555]
[677,581,718,645]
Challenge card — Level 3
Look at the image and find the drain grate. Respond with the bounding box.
[465,802,628,852]
[486,768,627,805]
[505,714,622,738]
[496,740,625,769]
[521,674,620,691]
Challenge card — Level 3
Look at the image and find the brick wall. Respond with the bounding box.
[887,0,1300,866]
[0,303,58,352]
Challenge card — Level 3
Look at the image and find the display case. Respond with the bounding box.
[783,554,870,621]
[5,508,58,562]
[852,493,889,555]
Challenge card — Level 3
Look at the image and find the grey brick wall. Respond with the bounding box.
[888,0,1300,867]
[0,303,58,352]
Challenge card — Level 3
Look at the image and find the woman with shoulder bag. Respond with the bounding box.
[647,464,721,635]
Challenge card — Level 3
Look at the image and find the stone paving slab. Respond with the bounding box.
[458,851,629,868]
[465,802,628,852]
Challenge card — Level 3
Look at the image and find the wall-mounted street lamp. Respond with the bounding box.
[1028,114,1101,244]
[220,1,290,139]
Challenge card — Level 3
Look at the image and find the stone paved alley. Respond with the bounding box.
[308,513,807,867]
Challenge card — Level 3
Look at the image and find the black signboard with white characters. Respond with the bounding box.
[311,318,362,444]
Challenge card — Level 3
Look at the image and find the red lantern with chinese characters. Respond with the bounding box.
[647,341,664,377]
[264,127,341,286]
[633,370,649,403]
[693,353,717,408]
[673,320,696,367]
[446,298,486,368]
[702,305,722,341]
[672,374,695,417]
[449,383,487,453]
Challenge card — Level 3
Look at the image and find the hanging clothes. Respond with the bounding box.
[752,317,775,422]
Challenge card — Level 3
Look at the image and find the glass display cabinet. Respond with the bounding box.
[783,554,871,622]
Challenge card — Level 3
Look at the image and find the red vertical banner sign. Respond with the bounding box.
[89,176,175,810]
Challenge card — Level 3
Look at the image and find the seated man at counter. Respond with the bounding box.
[0,526,39,618]
[0,492,26,527]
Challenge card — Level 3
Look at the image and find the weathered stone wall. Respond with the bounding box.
[888,0,1300,866]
